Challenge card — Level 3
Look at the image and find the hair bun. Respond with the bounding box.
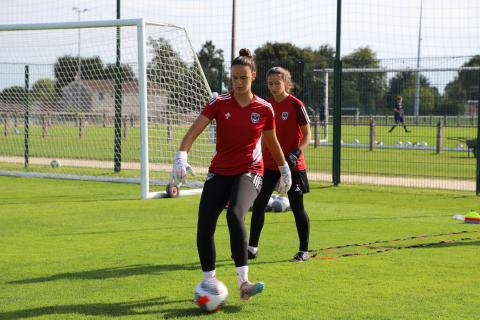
[239,48,253,58]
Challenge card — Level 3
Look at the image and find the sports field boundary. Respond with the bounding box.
[0,155,474,191]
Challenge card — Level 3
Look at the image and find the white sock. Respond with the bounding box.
[248,246,258,254]
[203,270,216,281]
[236,266,249,287]
[301,251,309,257]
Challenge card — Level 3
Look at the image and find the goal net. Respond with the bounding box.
[0,19,213,199]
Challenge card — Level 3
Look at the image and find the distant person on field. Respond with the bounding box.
[248,66,313,263]
[388,95,410,133]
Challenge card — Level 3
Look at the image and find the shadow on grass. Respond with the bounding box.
[0,196,139,206]
[0,297,242,319]
[8,262,202,284]
[9,257,289,285]
[48,225,197,236]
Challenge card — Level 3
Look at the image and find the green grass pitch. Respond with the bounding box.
[0,176,479,319]
[0,123,477,181]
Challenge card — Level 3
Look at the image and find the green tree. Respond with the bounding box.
[31,79,57,105]
[387,71,438,115]
[457,55,480,101]
[401,86,436,115]
[79,56,104,80]
[54,56,78,91]
[147,37,209,113]
[0,86,28,104]
[53,55,104,90]
[103,63,136,81]
[54,55,136,92]
[197,41,228,93]
[438,55,480,115]
[253,42,305,99]
[342,47,386,115]
[303,45,335,116]
[438,80,465,115]
[251,42,335,117]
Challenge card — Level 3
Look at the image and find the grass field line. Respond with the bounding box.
[0,155,474,191]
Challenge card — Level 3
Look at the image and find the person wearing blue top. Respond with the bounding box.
[388,95,410,133]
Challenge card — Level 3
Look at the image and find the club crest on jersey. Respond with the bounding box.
[225,112,231,119]
[251,112,260,124]
[282,112,289,120]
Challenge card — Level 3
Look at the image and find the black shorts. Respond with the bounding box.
[394,114,405,123]
[291,170,310,194]
[263,169,310,194]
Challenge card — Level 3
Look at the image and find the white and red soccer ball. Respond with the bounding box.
[194,278,228,312]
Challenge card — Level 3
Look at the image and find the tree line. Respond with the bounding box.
[0,56,136,108]
[1,40,478,116]
[198,41,480,116]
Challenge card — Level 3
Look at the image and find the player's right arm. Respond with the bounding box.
[172,115,210,183]
[179,115,210,152]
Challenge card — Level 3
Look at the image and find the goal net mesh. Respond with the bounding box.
[0,22,213,191]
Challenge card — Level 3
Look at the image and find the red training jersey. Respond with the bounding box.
[263,94,310,171]
[201,92,275,175]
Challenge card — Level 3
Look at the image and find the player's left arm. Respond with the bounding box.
[286,102,312,168]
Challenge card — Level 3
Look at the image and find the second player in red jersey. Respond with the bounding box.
[262,93,309,171]
[248,66,313,263]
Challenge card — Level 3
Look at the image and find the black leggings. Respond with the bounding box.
[249,169,310,252]
[197,172,262,271]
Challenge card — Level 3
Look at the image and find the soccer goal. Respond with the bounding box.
[0,19,213,199]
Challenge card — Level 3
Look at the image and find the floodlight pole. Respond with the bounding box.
[414,0,423,121]
[72,7,88,79]
[231,0,236,62]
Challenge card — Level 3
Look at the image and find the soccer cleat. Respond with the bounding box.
[240,281,265,300]
[247,250,258,260]
[289,251,316,262]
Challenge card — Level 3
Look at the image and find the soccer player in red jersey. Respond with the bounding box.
[248,66,313,262]
[171,49,292,300]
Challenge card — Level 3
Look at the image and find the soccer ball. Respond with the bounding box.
[271,196,290,212]
[50,159,61,168]
[265,194,279,212]
[194,278,228,312]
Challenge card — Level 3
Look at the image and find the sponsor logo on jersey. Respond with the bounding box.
[251,112,260,124]
[225,112,231,119]
[282,112,289,120]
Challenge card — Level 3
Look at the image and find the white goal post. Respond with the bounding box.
[0,19,212,199]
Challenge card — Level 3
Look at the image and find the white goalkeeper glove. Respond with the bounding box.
[171,151,195,184]
[276,164,292,194]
